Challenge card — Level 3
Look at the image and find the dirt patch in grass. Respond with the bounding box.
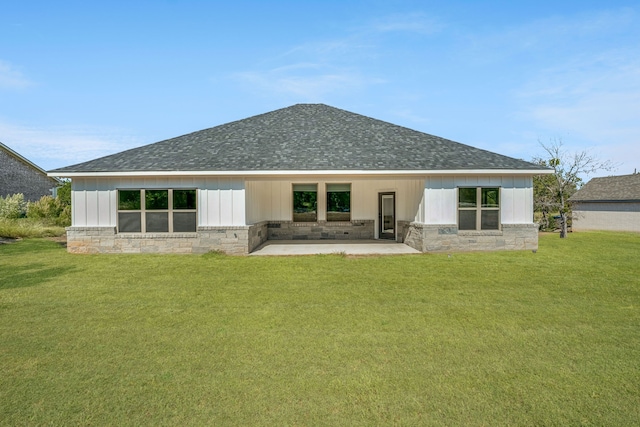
[45,235,67,248]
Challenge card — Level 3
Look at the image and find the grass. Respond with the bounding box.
[1,232,639,426]
[0,218,66,239]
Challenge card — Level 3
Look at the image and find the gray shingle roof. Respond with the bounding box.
[569,173,640,202]
[50,104,547,174]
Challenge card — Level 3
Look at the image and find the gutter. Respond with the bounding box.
[48,168,555,179]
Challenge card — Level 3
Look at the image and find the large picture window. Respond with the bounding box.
[293,184,317,222]
[458,187,500,231]
[327,183,351,221]
[118,189,197,233]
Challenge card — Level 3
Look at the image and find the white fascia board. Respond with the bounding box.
[48,169,554,178]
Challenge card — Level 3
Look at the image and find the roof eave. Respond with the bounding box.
[571,199,640,203]
[48,168,554,178]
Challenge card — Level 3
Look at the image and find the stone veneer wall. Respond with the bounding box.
[266,220,374,240]
[403,223,538,252]
[66,225,264,255]
[66,221,537,254]
[66,221,375,255]
[397,220,411,243]
[248,221,269,252]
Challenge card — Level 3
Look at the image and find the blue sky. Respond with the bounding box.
[2,0,639,177]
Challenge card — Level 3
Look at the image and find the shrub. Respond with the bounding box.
[0,193,27,219]
[58,204,71,227]
[27,195,61,219]
[0,217,66,238]
[26,195,71,227]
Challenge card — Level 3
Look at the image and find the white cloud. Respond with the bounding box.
[496,7,640,175]
[0,60,33,89]
[390,109,432,126]
[460,8,637,64]
[370,12,445,35]
[516,47,640,173]
[234,64,384,100]
[279,40,371,61]
[0,120,142,170]
[232,11,443,101]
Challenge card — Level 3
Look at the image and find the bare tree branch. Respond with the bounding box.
[533,138,616,238]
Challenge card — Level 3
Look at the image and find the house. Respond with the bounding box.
[1,141,61,201]
[569,173,640,233]
[48,104,551,254]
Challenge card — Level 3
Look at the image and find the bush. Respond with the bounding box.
[0,187,71,238]
[0,217,66,238]
[26,195,71,227]
[0,193,27,219]
[27,195,60,218]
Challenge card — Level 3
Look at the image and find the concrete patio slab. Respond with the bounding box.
[250,240,421,256]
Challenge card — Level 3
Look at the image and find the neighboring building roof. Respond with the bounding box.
[570,173,640,202]
[1,141,60,181]
[50,104,549,175]
[1,141,62,201]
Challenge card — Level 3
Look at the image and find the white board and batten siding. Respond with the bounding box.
[421,175,534,225]
[71,177,246,227]
[71,174,535,229]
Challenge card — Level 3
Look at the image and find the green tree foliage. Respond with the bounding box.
[293,191,317,212]
[56,180,71,206]
[533,160,578,231]
[327,192,350,212]
[145,189,168,210]
[533,139,615,238]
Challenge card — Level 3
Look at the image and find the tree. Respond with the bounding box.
[56,180,71,207]
[533,164,572,232]
[533,138,615,238]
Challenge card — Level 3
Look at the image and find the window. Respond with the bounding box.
[172,189,198,232]
[117,189,197,233]
[458,187,500,230]
[327,183,351,221]
[118,190,142,232]
[293,184,317,222]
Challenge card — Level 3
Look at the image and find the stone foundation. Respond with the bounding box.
[65,221,370,254]
[404,223,539,252]
[66,221,538,255]
[248,221,269,252]
[397,220,411,243]
[66,225,261,255]
[266,220,375,240]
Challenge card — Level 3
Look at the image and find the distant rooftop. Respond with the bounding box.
[570,173,640,202]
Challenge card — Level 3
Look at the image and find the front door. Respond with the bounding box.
[378,192,396,240]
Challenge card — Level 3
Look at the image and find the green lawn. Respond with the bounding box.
[1,232,639,426]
